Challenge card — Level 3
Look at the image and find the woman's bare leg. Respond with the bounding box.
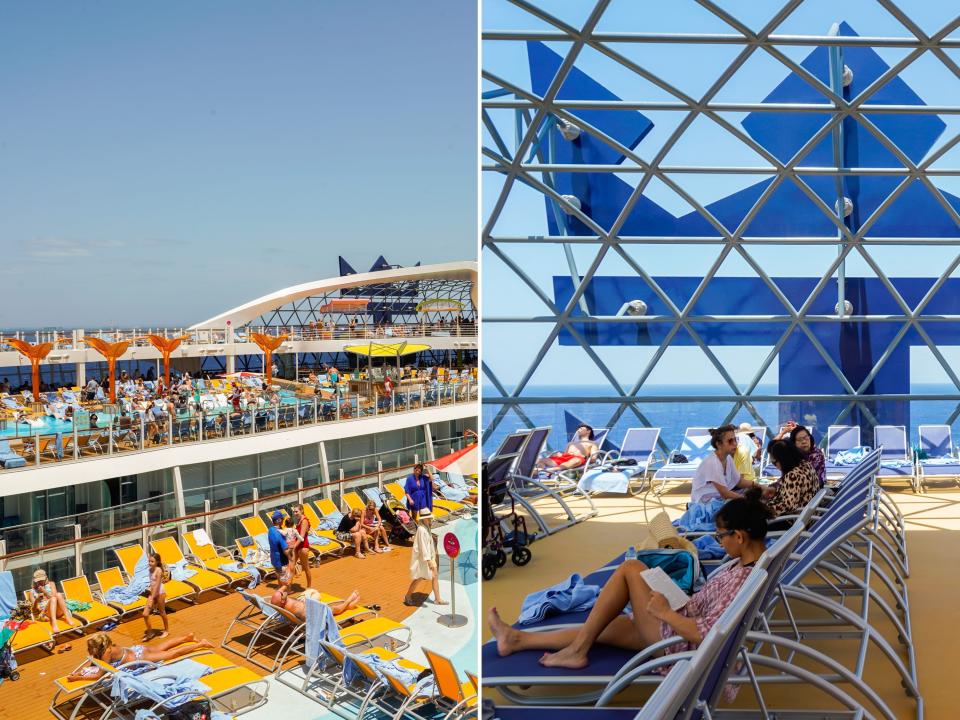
[55,592,76,626]
[144,638,214,663]
[299,548,312,587]
[47,594,61,633]
[153,632,196,652]
[489,608,644,656]
[539,559,659,669]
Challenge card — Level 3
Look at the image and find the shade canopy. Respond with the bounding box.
[343,341,431,358]
[428,443,478,477]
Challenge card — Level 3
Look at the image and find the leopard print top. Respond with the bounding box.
[767,459,819,517]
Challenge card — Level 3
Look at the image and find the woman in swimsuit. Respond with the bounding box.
[292,504,313,588]
[362,498,392,553]
[65,632,214,682]
[30,568,75,634]
[143,552,168,640]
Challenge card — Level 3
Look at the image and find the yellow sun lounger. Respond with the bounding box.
[300,502,348,551]
[21,589,86,638]
[95,567,147,616]
[183,530,254,585]
[234,535,275,578]
[114,544,196,604]
[340,491,368,513]
[60,576,120,627]
[150,536,231,595]
[423,647,478,718]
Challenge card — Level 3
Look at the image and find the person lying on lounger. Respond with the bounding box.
[488,490,770,669]
[66,632,215,681]
[534,424,599,475]
[269,587,368,620]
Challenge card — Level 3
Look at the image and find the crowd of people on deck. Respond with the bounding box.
[490,415,831,673]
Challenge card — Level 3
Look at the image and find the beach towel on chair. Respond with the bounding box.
[517,573,600,625]
[833,446,872,466]
[673,499,725,533]
[577,468,630,494]
[219,563,261,589]
[104,553,151,605]
[305,598,341,668]
[168,559,197,582]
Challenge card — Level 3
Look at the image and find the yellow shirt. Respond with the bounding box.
[733,442,756,482]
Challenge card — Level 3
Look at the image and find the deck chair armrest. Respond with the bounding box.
[614,635,689,678]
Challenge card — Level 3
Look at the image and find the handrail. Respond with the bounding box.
[0,460,423,562]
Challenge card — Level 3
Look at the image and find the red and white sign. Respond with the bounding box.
[443,532,460,559]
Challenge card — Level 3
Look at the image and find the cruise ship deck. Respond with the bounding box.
[481,481,954,718]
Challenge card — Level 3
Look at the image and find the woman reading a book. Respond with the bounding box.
[488,490,771,669]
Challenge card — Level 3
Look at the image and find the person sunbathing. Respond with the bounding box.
[534,424,599,475]
[66,632,214,681]
[269,587,370,620]
[488,490,770,669]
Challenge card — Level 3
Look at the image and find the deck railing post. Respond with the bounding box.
[140,415,146,450]
[74,524,82,575]
[338,469,345,508]
[319,442,332,500]
[336,394,341,421]
[141,511,149,550]
[204,499,212,539]
[274,401,280,431]
[73,423,79,460]
[297,476,304,506]
[253,487,260,518]
[378,461,384,492]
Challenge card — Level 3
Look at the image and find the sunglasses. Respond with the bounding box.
[714,529,736,543]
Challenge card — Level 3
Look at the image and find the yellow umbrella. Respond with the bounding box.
[343,341,431,375]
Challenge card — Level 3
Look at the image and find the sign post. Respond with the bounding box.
[437,532,467,628]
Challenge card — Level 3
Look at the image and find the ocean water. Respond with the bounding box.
[482,383,960,454]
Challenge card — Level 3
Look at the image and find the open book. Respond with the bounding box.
[640,566,690,611]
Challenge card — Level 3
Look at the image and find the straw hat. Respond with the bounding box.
[32,568,47,583]
[419,509,433,520]
[738,422,754,433]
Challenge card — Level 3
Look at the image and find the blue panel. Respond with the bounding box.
[338,256,357,276]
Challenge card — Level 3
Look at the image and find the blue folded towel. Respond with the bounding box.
[110,659,208,705]
[254,533,270,553]
[103,554,151,605]
[366,657,420,686]
[220,562,261,589]
[673,499,725,533]
[517,573,600,625]
[305,597,341,669]
[168,559,197,582]
[832,446,872,466]
[693,535,726,560]
[307,532,331,547]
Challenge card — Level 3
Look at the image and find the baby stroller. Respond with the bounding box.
[482,459,532,581]
[377,492,418,543]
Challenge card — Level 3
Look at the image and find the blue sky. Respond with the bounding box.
[481,0,960,387]
[0,1,477,328]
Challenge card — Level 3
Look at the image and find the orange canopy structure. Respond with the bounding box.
[6,339,54,401]
[146,335,189,387]
[249,333,288,383]
[85,338,131,403]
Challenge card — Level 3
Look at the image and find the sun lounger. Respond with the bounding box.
[917,424,960,491]
[422,648,478,719]
[577,427,661,495]
[95,567,148,617]
[0,439,27,469]
[183,530,259,585]
[0,570,54,655]
[59,576,120,628]
[114,545,196,604]
[824,425,862,480]
[652,427,713,494]
[150,536,231,595]
[874,424,917,490]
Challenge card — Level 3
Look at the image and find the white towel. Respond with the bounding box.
[192,528,212,546]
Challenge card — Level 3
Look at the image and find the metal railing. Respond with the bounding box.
[0,432,474,562]
[1,380,478,459]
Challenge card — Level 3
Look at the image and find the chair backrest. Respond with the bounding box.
[384,484,405,502]
[342,492,366,512]
[873,425,908,461]
[620,428,661,461]
[314,498,339,517]
[61,575,95,604]
[95,567,125,593]
[115,545,144,577]
[346,652,383,686]
[680,428,713,462]
[919,424,953,458]
[423,647,465,702]
[184,532,217,562]
[150,536,186,564]
[382,668,416,699]
[513,427,551,478]
[826,425,860,458]
[241,515,269,537]
[465,670,478,692]
[571,427,609,448]
[302,503,324,530]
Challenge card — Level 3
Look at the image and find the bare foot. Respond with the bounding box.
[539,646,589,669]
[198,639,214,649]
[157,632,169,639]
[434,599,448,605]
[488,607,522,657]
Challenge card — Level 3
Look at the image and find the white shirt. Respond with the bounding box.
[691,453,741,503]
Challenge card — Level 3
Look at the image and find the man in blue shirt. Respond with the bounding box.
[267,510,289,590]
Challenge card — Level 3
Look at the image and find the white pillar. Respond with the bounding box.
[319,442,332,500]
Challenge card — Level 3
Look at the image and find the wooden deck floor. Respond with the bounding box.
[481,480,960,719]
[1,540,434,719]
